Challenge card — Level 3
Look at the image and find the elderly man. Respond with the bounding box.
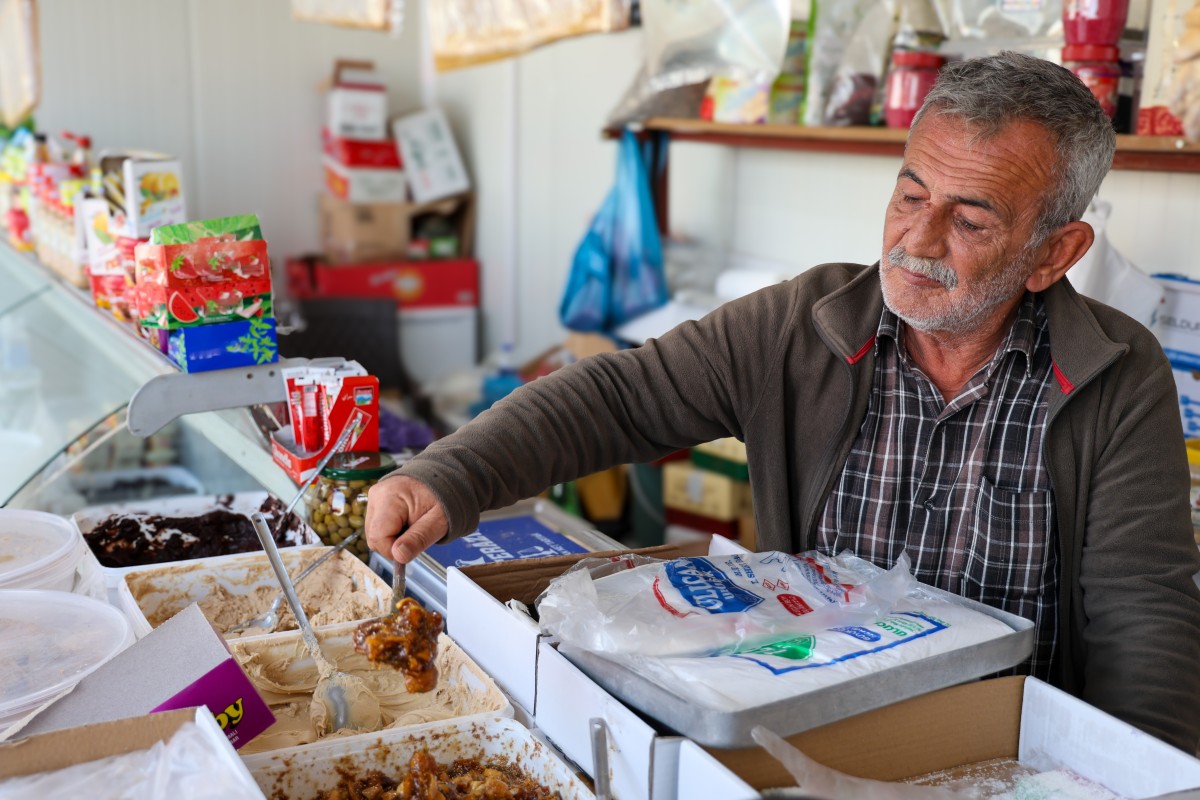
[366,52,1200,750]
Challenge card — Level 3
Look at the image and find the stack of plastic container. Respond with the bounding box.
[1063,0,1130,119]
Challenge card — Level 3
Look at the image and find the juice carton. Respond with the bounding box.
[167,317,279,373]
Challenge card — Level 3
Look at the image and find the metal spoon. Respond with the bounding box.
[227,531,362,636]
[249,511,381,734]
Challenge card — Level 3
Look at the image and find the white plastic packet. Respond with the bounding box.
[540,551,1016,711]
[0,720,264,799]
[1067,199,1163,328]
[538,550,920,658]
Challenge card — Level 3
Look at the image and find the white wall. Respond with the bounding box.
[35,0,424,267]
[32,3,1200,369]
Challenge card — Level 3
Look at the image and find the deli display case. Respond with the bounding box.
[0,241,296,515]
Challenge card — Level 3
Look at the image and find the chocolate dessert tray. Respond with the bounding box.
[72,492,320,605]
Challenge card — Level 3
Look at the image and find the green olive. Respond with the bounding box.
[347,480,367,489]
[330,530,343,544]
[314,523,327,536]
[336,514,351,529]
[348,514,364,528]
[350,501,364,516]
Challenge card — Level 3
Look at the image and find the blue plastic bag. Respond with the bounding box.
[560,131,668,333]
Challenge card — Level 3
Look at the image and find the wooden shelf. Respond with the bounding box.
[614,118,1200,173]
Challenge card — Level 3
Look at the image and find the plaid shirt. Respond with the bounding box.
[817,293,1058,679]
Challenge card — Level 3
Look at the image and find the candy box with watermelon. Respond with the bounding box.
[167,316,279,373]
[137,278,273,328]
[134,214,274,328]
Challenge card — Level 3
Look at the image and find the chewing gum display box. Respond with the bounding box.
[0,708,263,794]
[271,361,380,483]
[681,676,1200,799]
[18,605,274,751]
[101,154,188,240]
[167,317,279,373]
[134,215,272,328]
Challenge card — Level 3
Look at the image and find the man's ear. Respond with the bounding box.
[1026,220,1095,293]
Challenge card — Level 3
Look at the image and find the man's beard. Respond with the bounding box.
[880,244,1033,334]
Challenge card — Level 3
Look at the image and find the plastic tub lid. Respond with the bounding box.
[1062,44,1120,63]
[0,589,132,720]
[0,510,81,587]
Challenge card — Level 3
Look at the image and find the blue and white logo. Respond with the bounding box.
[665,558,764,614]
[831,625,882,643]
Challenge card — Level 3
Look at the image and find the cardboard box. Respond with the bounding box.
[662,461,751,522]
[121,158,187,239]
[0,707,263,795]
[286,256,479,309]
[271,368,380,484]
[536,642,681,800]
[691,438,749,481]
[326,63,388,141]
[167,317,279,373]
[323,128,402,169]
[18,605,274,751]
[317,192,475,264]
[392,108,471,203]
[445,536,748,723]
[680,676,1200,799]
[323,156,406,203]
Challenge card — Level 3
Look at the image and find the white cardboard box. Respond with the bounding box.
[676,675,1200,799]
[392,108,471,203]
[536,642,682,800]
[446,536,746,717]
[327,69,388,140]
[323,156,407,203]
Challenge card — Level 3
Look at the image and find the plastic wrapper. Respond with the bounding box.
[0,0,39,128]
[0,721,264,799]
[560,130,668,333]
[291,0,404,33]
[933,0,1064,61]
[1067,199,1162,328]
[606,0,789,125]
[540,550,1016,712]
[1168,1,1200,139]
[825,1,899,126]
[429,0,631,72]
[803,0,888,126]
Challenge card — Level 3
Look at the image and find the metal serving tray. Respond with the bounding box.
[559,584,1035,749]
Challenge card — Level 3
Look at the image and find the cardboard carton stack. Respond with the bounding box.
[663,438,755,549]
[301,60,479,385]
[132,214,279,374]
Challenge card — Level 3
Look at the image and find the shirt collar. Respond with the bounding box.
[877,292,1043,378]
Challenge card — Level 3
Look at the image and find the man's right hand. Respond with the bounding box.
[365,474,449,565]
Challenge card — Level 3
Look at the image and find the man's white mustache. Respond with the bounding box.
[887,245,958,289]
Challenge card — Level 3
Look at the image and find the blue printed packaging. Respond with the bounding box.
[167,316,278,373]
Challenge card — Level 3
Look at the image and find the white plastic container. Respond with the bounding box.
[242,717,593,799]
[72,492,320,604]
[0,589,134,732]
[231,629,514,756]
[0,509,86,591]
[117,546,389,639]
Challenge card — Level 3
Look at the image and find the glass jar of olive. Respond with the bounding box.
[304,451,396,563]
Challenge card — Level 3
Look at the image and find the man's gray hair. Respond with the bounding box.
[911,51,1116,245]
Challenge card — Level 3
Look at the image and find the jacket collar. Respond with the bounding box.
[812,264,1127,396]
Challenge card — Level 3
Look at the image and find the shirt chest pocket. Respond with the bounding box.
[961,475,1054,608]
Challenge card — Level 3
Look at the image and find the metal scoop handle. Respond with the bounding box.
[250,511,334,676]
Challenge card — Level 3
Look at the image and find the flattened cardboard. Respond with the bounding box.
[0,708,196,779]
[18,604,274,750]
